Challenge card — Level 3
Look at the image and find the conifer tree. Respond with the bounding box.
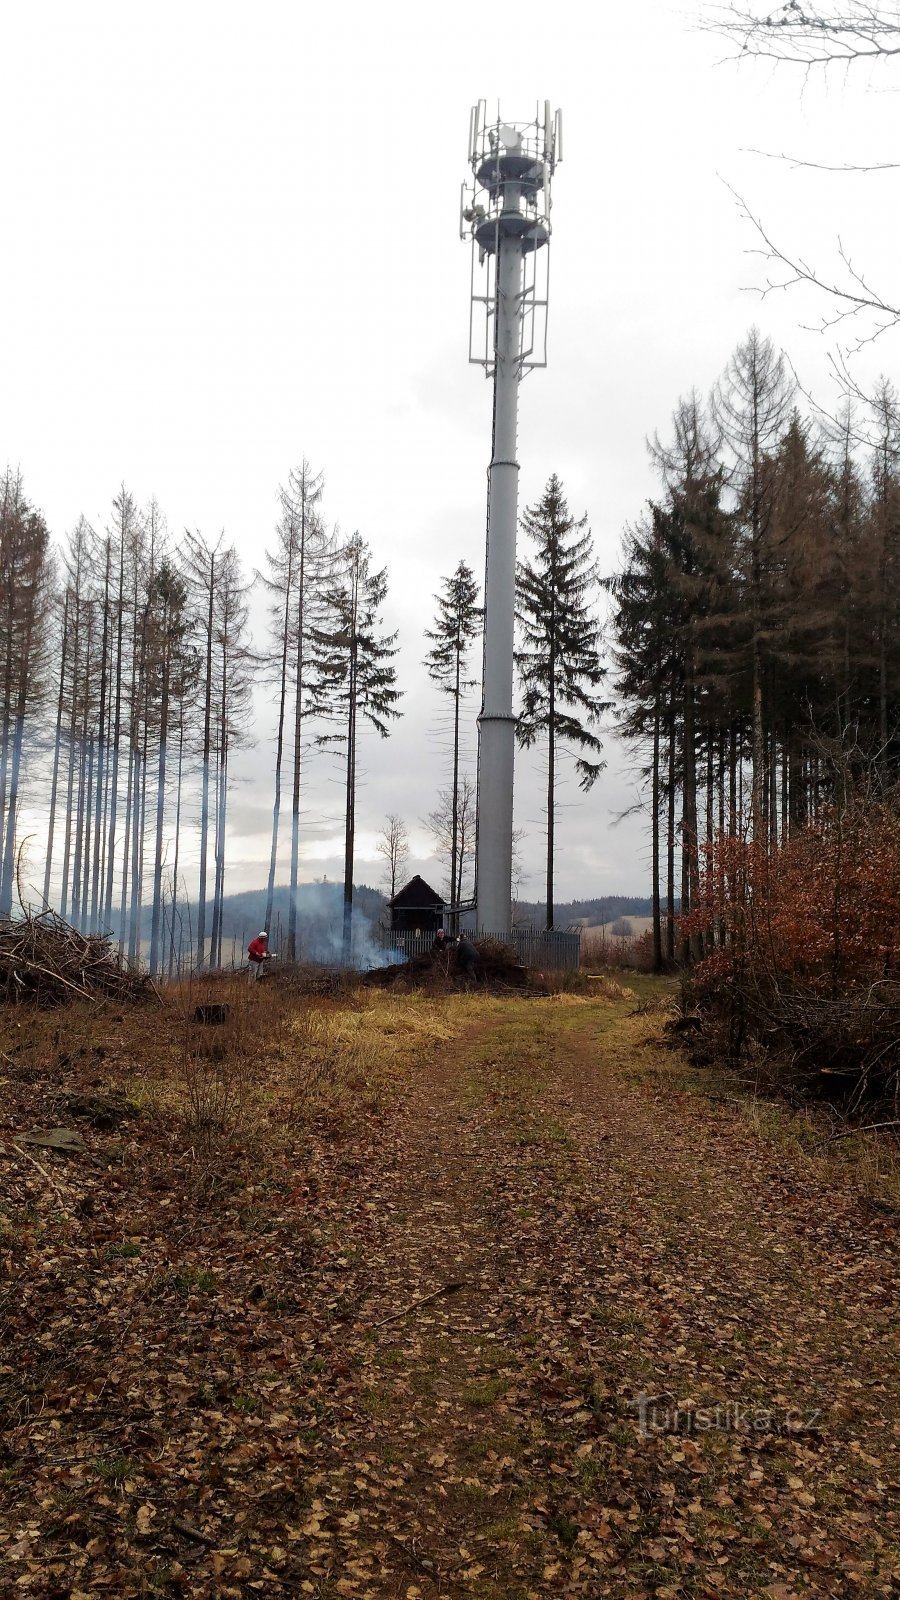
[606,511,677,969]
[516,475,606,930]
[713,328,794,833]
[313,534,402,962]
[424,561,481,927]
[183,530,224,968]
[146,560,189,977]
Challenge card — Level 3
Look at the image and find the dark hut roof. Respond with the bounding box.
[389,874,444,910]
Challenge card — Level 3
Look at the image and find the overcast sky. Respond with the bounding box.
[3,0,898,905]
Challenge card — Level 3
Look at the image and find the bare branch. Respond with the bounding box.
[742,145,900,171]
[724,180,900,350]
[702,2,900,69]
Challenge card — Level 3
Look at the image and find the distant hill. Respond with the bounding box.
[91,885,671,958]
[513,895,676,929]
[89,881,387,960]
[212,882,386,943]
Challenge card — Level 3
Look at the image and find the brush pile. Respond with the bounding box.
[365,937,528,992]
[0,911,156,1007]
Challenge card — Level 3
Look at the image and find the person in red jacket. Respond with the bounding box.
[247,930,271,982]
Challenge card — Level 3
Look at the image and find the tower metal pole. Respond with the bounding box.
[476,197,524,934]
[463,104,560,935]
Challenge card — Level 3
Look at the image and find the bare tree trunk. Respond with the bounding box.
[43,596,69,908]
[196,553,215,969]
[168,712,185,980]
[0,642,34,915]
[213,744,228,968]
[70,733,88,927]
[128,629,148,966]
[288,521,308,963]
[104,531,126,928]
[681,656,701,964]
[545,677,555,933]
[265,542,293,936]
[666,705,676,965]
[60,624,80,919]
[118,726,134,957]
[127,742,142,963]
[0,602,16,857]
[651,698,662,971]
[89,543,111,930]
[450,651,461,932]
[79,735,95,929]
[342,592,359,965]
[70,618,93,928]
[148,640,170,977]
[729,722,738,838]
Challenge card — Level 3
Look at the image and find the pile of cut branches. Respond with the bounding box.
[0,910,155,1007]
[365,937,528,993]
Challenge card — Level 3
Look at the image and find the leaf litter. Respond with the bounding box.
[0,982,897,1598]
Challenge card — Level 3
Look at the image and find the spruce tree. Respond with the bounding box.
[516,475,606,930]
[313,534,402,962]
[424,561,482,926]
[258,459,328,954]
[145,559,189,978]
[606,511,678,969]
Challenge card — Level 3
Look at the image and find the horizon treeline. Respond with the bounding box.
[608,327,900,968]
[0,463,403,973]
[6,324,899,971]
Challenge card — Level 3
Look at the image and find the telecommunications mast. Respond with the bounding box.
[461,100,562,933]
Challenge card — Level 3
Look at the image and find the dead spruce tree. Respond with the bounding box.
[516,475,606,931]
[0,470,52,917]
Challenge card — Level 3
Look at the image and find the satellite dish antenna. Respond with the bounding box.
[498,124,520,150]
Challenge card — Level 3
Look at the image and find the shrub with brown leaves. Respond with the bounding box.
[682,802,900,1108]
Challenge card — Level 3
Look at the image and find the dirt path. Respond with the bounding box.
[2,990,898,1599]
[289,997,899,1599]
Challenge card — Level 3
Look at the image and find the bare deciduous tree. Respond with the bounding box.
[426,776,476,909]
[376,813,410,902]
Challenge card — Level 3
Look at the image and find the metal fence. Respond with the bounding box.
[377,927,581,972]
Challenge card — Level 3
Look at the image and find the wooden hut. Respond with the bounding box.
[389,875,445,934]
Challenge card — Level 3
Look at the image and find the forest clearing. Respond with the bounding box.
[1,972,898,1600]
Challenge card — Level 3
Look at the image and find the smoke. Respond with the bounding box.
[283,880,405,970]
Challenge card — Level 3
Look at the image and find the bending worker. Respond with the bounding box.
[247,929,272,982]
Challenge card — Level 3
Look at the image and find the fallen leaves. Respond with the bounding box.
[1,987,898,1598]
[134,1503,155,1535]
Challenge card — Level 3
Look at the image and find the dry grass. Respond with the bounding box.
[3,968,895,1212]
[163,981,493,1155]
[627,1011,900,1213]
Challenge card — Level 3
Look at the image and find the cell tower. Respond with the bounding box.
[460,100,562,933]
